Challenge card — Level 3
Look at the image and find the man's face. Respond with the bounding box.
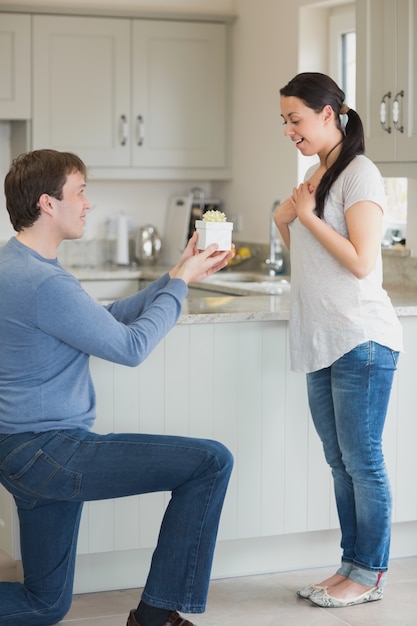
[50,170,91,241]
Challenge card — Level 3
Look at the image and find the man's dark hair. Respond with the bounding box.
[4,149,87,232]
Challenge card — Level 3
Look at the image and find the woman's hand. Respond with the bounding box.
[274,196,297,250]
[291,182,317,224]
[274,196,297,227]
[169,231,235,285]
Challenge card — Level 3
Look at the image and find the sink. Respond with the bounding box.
[205,271,290,284]
[194,271,291,296]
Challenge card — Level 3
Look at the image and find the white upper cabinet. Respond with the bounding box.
[32,15,228,177]
[0,14,31,119]
[131,20,226,169]
[32,16,131,167]
[356,0,417,164]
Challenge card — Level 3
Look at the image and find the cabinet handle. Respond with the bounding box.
[119,115,128,146]
[136,115,145,146]
[393,90,404,133]
[380,92,391,134]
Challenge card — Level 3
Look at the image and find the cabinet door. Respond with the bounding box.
[131,20,226,169]
[0,14,31,119]
[32,15,130,166]
[356,0,417,163]
[356,0,397,162]
[395,0,417,161]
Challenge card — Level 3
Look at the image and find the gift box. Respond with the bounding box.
[196,220,233,251]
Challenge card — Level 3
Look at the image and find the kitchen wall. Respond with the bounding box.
[213,0,298,243]
[212,0,333,242]
[0,0,328,252]
[4,0,413,257]
[0,119,211,247]
[0,123,13,239]
[0,0,235,246]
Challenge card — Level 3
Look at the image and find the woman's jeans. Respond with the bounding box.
[306,341,399,588]
[0,429,233,626]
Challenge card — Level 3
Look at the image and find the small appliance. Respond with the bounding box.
[135,224,162,265]
[161,188,223,264]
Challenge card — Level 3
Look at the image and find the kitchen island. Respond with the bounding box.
[1,267,416,594]
[73,269,417,592]
[180,289,417,321]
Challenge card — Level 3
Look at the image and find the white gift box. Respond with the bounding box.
[196,220,233,251]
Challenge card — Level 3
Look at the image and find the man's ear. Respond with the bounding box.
[38,193,54,217]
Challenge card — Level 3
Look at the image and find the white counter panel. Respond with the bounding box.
[2,316,417,591]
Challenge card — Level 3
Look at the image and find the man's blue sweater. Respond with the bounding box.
[0,237,187,433]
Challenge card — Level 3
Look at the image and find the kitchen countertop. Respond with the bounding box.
[178,293,293,324]
[68,265,417,323]
[178,290,417,324]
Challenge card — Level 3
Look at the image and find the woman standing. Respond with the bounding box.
[275,73,403,608]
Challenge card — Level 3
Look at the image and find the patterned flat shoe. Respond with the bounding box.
[309,585,383,608]
[296,583,326,599]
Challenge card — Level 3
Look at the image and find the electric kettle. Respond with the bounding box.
[135,224,162,265]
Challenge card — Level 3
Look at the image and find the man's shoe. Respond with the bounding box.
[127,609,197,626]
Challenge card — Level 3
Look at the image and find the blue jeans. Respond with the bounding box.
[306,341,399,588]
[0,429,233,625]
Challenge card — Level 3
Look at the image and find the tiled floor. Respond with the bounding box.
[60,557,417,626]
[1,551,416,625]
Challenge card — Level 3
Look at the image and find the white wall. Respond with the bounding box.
[213,0,299,243]
[0,123,14,240]
[0,121,211,245]
[0,0,235,246]
[0,0,334,248]
[212,0,336,243]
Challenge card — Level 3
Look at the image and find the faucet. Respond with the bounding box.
[264,200,284,275]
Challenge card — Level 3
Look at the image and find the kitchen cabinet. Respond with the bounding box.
[32,15,130,167]
[356,0,417,166]
[0,14,31,119]
[67,316,417,590]
[32,15,228,178]
[131,20,226,170]
[2,314,417,590]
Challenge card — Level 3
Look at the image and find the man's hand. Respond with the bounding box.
[169,232,235,285]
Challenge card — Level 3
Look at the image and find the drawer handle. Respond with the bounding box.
[136,115,145,146]
[379,91,391,134]
[393,90,404,133]
[119,114,128,146]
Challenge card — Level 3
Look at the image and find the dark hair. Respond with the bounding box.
[4,149,87,232]
[280,72,365,218]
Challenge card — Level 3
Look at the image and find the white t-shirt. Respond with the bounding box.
[288,154,403,373]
